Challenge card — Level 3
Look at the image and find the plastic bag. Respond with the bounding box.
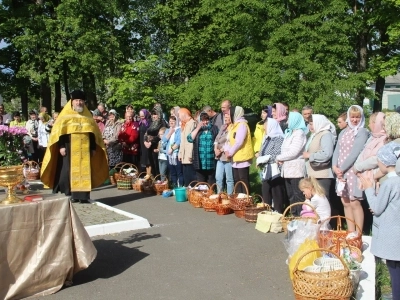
[283,219,320,257]
[288,239,321,280]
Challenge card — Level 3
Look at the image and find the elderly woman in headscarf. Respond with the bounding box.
[303,114,337,203]
[144,106,168,176]
[103,109,124,168]
[37,112,51,162]
[178,108,197,186]
[138,109,151,174]
[272,103,288,132]
[257,118,286,213]
[253,105,272,158]
[187,111,219,184]
[224,106,254,193]
[332,105,369,232]
[276,112,308,216]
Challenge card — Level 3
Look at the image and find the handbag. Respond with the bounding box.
[255,211,283,233]
[309,159,331,170]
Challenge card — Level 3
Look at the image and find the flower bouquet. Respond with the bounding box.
[0,125,28,166]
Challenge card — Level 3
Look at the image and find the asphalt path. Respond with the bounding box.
[35,185,294,300]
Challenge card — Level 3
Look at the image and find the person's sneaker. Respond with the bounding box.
[79,199,90,204]
[69,197,79,203]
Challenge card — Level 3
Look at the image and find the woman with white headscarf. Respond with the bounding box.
[225,106,254,193]
[332,105,369,232]
[256,118,286,213]
[303,114,337,204]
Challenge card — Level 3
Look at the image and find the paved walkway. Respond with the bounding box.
[35,185,293,300]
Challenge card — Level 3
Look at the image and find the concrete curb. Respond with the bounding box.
[84,201,151,237]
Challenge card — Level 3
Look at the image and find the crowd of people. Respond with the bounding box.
[2,95,400,297]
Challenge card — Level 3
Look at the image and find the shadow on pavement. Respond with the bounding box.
[95,192,154,206]
[70,232,161,286]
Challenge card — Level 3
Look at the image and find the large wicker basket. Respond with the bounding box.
[281,202,319,234]
[189,182,209,208]
[23,161,40,181]
[328,238,363,263]
[201,183,220,212]
[215,193,233,215]
[244,195,271,223]
[318,216,363,250]
[153,174,169,195]
[229,181,252,218]
[116,163,138,190]
[292,249,353,300]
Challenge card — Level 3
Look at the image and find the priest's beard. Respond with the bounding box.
[73,106,84,113]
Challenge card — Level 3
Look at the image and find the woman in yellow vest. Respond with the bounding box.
[253,105,272,157]
[224,106,254,193]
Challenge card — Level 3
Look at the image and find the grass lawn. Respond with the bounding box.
[376,260,392,299]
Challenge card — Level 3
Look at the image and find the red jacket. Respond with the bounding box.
[118,121,140,155]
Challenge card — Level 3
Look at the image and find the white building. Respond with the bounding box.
[368,74,400,110]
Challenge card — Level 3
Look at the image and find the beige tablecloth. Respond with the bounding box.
[0,195,97,300]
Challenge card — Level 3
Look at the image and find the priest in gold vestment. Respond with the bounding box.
[40,90,108,203]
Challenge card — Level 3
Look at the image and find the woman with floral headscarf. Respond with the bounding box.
[332,105,369,232]
[37,112,51,162]
[276,112,308,216]
[257,118,286,213]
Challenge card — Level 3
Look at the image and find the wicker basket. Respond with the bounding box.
[132,172,146,191]
[244,195,271,223]
[142,174,154,194]
[215,193,233,215]
[281,202,319,234]
[189,182,209,208]
[318,216,363,250]
[153,174,169,195]
[186,181,198,203]
[112,162,127,183]
[23,161,40,181]
[202,183,220,212]
[229,181,252,218]
[116,163,138,190]
[292,249,353,300]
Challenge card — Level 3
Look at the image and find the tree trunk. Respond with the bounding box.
[63,60,70,101]
[41,77,52,114]
[355,29,369,106]
[54,79,62,112]
[20,91,28,120]
[374,76,385,112]
[82,72,97,110]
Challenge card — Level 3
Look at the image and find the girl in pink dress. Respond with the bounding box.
[332,105,369,232]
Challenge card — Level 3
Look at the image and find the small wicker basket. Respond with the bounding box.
[292,249,353,300]
[244,195,271,223]
[186,181,198,203]
[215,193,233,215]
[23,161,40,181]
[112,162,127,183]
[318,216,363,250]
[132,172,146,191]
[328,238,363,263]
[229,181,252,218]
[281,202,319,234]
[153,174,169,195]
[201,183,220,212]
[142,174,154,194]
[189,182,209,208]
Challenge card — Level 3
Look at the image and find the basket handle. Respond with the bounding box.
[188,180,199,188]
[137,172,148,179]
[293,248,349,274]
[154,174,168,183]
[252,194,264,205]
[320,215,362,235]
[193,181,210,190]
[119,163,137,174]
[282,201,319,219]
[208,183,221,195]
[113,162,127,171]
[233,180,249,197]
[23,160,40,171]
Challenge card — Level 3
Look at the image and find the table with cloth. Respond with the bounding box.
[0,195,97,300]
